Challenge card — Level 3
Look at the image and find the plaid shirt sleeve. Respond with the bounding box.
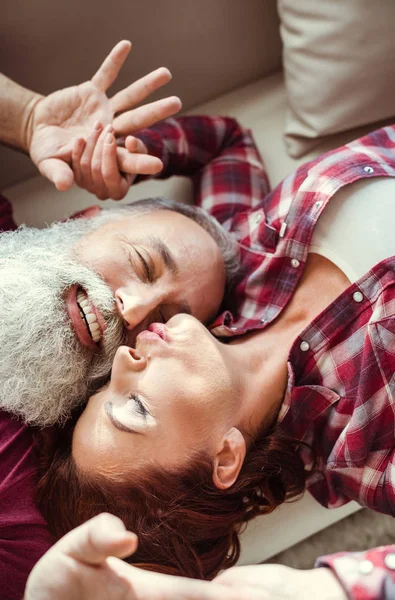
[316,546,395,600]
[136,116,270,224]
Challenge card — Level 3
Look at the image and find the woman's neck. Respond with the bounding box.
[227,253,351,432]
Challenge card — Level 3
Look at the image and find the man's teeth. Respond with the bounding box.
[77,290,102,343]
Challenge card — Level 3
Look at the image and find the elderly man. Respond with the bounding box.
[0,42,238,599]
[1,41,235,427]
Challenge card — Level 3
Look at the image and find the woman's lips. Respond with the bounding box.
[148,323,169,342]
[137,323,169,346]
[137,330,165,344]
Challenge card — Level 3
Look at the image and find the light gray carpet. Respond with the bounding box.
[267,509,395,569]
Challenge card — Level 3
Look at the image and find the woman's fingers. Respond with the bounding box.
[90,124,114,200]
[91,40,132,92]
[102,134,129,200]
[71,138,86,188]
[79,121,104,192]
[58,513,138,565]
[113,96,182,136]
[124,136,148,155]
[107,558,247,600]
[110,67,172,115]
[117,146,163,175]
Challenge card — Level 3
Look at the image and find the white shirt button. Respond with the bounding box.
[260,317,266,323]
[230,326,238,331]
[291,258,300,268]
[315,201,322,209]
[353,291,364,303]
[363,166,374,174]
[255,213,262,223]
[384,554,395,570]
[300,341,310,352]
[359,560,374,575]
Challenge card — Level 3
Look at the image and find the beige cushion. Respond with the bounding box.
[279,0,395,158]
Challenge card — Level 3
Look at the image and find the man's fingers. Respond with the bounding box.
[92,40,132,92]
[117,146,163,175]
[110,67,172,115]
[113,96,182,135]
[38,158,74,191]
[57,513,138,566]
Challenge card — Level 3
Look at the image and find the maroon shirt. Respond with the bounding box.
[0,194,53,599]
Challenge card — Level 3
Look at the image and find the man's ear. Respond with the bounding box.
[69,205,102,220]
[212,427,246,490]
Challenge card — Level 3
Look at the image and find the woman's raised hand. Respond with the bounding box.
[71,124,159,200]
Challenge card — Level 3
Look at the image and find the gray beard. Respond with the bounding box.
[0,217,125,426]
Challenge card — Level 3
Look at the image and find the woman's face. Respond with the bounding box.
[72,314,243,477]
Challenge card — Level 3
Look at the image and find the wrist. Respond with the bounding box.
[21,92,43,154]
[0,74,43,153]
[309,568,348,600]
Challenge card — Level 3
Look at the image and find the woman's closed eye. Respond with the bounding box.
[129,393,148,418]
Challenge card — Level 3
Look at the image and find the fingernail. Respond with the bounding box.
[94,121,102,131]
[105,133,113,145]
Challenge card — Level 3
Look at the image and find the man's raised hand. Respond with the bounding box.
[26,41,181,192]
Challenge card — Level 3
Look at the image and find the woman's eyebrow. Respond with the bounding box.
[104,401,143,435]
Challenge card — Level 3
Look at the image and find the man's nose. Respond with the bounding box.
[115,287,159,331]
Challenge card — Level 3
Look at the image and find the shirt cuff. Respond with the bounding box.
[316,546,395,600]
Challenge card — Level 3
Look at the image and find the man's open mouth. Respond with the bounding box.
[76,288,102,343]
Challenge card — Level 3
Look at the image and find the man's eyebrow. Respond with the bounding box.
[147,236,193,315]
[146,235,179,275]
[104,401,142,435]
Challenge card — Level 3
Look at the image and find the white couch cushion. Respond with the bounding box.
[278,0,395,157]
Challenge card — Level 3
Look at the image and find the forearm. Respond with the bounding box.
[0,73,43,152]
[134,116,270,220]
[135,116,261,178]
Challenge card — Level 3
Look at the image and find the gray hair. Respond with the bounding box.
[90,197,240,291]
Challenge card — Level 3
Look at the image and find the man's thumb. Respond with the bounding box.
[38,158,75,191]
[57,513,138,565]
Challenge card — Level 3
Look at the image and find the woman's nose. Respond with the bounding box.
[113,346,147,374]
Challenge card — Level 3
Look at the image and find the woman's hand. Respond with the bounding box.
[71,125,156,200]
[24,513,243,600]
[26,40,181,192]
[24,513,138,600]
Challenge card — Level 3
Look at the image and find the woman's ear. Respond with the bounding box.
[212,427,246,490]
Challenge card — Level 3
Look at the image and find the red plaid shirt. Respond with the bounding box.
[137,116,395,599]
